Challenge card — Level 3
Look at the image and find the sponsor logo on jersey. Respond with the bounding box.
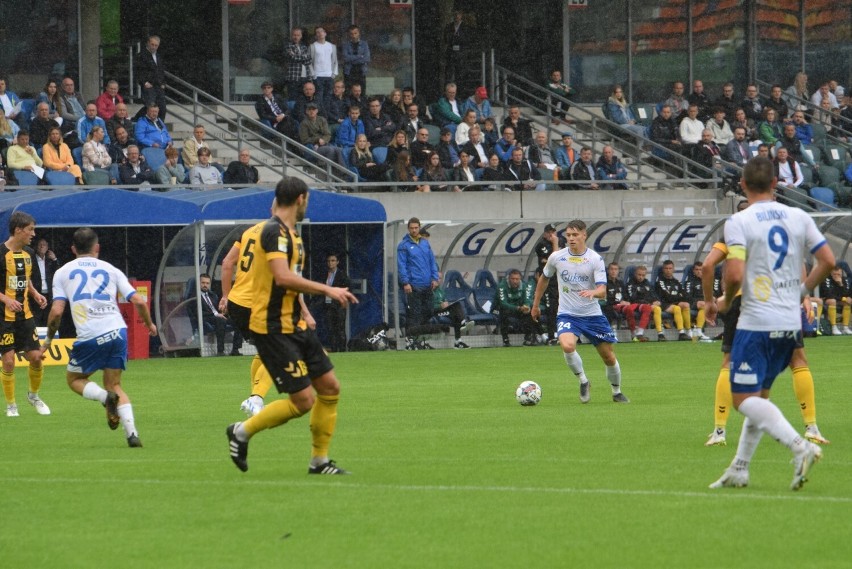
[7,276,26,291]
[278,235,289,253]
[752,275,771,301]
[561,270,590,284]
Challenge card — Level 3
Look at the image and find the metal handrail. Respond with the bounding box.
[494,65,722,187]
[162,71,356,185]
[100,41,356,187]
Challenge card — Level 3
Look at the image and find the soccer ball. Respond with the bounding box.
[516,381,542,406]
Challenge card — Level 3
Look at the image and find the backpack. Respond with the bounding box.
[347,322,392,352]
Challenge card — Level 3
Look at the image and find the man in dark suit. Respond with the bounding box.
[135,35,167,121]
[197,273,243,355]
[255,81,299,140]
[320,254,350,352]
[33,238,60,326]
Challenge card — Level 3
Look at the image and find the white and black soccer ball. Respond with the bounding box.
[516,380,542,406]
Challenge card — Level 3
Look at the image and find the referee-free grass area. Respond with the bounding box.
[2,339,851,568]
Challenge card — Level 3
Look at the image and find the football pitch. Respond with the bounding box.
[2,339,851,568]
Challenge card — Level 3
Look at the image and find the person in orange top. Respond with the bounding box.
[42,127,83,184]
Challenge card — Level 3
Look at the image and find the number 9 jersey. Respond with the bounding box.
[51,257,138,340]
[724,200,826,331]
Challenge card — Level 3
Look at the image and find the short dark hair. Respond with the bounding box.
[662,259,674,267]
[16,129,29,138]
[508,269,522,277]
[72,227,98,254]
[565,219,587,232]
[407,217,421,227]
[199,273,212,281]
[274,176,309,207]
[9,211,35,236]
[743,156,775,193]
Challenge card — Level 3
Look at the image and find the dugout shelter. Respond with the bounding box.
[0,187,387,357]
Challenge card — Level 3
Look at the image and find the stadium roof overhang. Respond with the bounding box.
[0,187,387,230]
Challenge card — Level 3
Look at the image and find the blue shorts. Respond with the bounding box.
[729,330,800,393]
[67,329,128,374]
[556,314,618,346]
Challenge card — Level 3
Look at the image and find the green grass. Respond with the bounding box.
[2,339,851,568]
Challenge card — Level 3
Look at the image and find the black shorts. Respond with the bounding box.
[0,318,39,355]
[254,329,333,394]
[721,296,742,354]
[226,300,251,338]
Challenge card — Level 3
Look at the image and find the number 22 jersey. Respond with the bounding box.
[52,257,138,340]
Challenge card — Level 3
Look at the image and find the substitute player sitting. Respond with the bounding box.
[42,228,157,447]
[531,219,629,404]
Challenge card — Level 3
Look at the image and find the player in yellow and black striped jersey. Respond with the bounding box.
[219,218,317,418]
[225,178,358,475]
[0,211,49,418]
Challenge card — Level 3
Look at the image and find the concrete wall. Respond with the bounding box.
[354,187,731,224]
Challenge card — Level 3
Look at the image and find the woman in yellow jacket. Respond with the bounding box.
[42,126,83,184]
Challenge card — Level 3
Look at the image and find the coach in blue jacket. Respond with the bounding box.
[397,217,440,348]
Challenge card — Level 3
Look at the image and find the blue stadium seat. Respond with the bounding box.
[44,170,76,186]
[72,146,83,168]
[19,99,35,127]
[471,269,499,327]
[809,186,836,211]
[12,170,40,186]
[142,147,167,171]
[372,146,388,165]
[425,124,441,146]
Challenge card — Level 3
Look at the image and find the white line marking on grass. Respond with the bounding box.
[6,477,852,504]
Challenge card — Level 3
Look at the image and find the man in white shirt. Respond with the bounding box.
[679,104,704,147]
[706,157,834,491]
[43,227,157,447]
[810,82,839,109]
[309,26,338,108]
[531,219,629,404]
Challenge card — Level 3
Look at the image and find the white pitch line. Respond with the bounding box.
[5,477,851,504]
